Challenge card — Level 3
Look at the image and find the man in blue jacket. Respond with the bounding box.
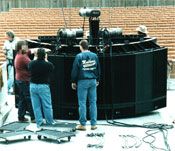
[71,39,100,131]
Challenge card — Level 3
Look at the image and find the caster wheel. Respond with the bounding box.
[6,140,9,144]
[38,135,42,140]
[28,135,31,140]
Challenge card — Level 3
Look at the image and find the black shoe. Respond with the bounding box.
[18,117,29,122]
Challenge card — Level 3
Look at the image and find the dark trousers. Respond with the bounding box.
[7,59,14,91]
[16,80,34,119]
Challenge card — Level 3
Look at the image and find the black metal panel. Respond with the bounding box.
[48,55,66,118]
[153,48,167,98]
[15,34,167,120]
[135,52,153,101]
[47,46,167,119]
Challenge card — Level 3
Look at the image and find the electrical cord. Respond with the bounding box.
[87,132,105,137]
[87,143,103,149]
[142,129,171,151]
[161,129,171,151]
[86,132,105,149]
[119,134,142,149]
[118,129,171,151]
[101,118,173,150]
[106,120,174,130]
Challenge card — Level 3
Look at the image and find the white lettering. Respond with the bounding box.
[82,59,96,71]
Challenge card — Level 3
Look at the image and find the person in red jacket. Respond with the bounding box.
[14,40,34,122]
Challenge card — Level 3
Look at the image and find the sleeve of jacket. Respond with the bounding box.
[96,55,101,82]
[71,55,79,83]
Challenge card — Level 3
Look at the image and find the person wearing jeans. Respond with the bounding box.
[28,48,54,127]
[71,40,100,131]
[30,83,54,127]
[14,40,34,122]
[77,79,97,127]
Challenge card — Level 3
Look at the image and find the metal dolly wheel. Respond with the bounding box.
[0,130,34,144]
[36,129,75,143]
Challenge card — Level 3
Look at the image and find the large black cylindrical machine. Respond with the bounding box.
[25,8,167,119]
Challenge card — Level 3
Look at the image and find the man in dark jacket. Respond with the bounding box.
[71,39,100,131]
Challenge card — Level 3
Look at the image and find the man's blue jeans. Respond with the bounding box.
[77,79,97,126]
[30,83,54,127]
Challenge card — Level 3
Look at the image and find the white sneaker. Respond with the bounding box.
[51,121,57,125]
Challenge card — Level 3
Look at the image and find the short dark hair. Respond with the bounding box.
[6,31,15,39]
[37,48,46,60]
[79,39,89,50]
[16,40,27,52]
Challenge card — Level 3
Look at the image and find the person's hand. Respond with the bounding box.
[30,48,38,54]
[96,81,99,86]
[3,49,7,55]
[71,83,77,90]
[22,44,28,51]
[44,48,51,52]
[30,48,51,54]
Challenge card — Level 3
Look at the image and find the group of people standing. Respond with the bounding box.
[2,25,154,130]
[3,31,101,130]
[3,31,55,128]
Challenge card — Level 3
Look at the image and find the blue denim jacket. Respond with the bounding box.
[71,51,100,83]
